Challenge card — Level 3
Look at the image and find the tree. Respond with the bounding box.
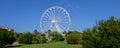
[82,28,99,48]
[66,31,82,44]
[96,16,120,48]
[18,32,33,44]
[82,16,120,48]
[33,29,40,35]
[32,29,40,44]
[52,32,64,41]
[32,29,47,44]
[0,29,15,47]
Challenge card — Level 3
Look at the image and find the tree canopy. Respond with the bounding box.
[0,28,15,47]
[82,16,120,48]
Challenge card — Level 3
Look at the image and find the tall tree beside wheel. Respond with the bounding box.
[82,16,120,48]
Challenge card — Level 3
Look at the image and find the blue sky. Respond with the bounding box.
[0,0,120,32]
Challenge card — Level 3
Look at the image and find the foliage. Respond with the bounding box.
[18,32,33,44]
[46,30,64,41]
[32,29,40,44]
[51,32,64,41]
[18,29,47,44]
[66,31,82,44]
[32,34,47,44]
[82,28,99,48]
[82,16,120,48]
[0,29,15,47]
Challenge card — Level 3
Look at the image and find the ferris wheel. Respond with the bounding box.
[40,6,71,34]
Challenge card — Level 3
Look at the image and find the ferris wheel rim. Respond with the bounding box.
[40,6,71,33]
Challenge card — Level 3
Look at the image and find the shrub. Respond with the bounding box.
[52,32,64,41]
[18,32,33,44]
[32,34,47,44]
[32,29,47,44]
[66,32,82,44]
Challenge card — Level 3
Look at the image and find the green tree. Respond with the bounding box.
[37,34,47,43]
[52,32,64,41]
[96,16,120,48]
[82,28,99,48]
[32,29,47,44]
[0,29,15,47]
[82,16,120,48]
[18,32,33,44]
[32,29,40,44]
[66,31,82,44]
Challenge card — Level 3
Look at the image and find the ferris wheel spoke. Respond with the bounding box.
[43,18,49,21]
[42,23,50,26]
[55,24,63,33]
[59,22,69,25]
[56,8,60,16]
[46,11,51,17]
[50,9,54,18]
[42,19,50,22]
[60,24,68,30]
[60,21,69,23]
[42,22,50,24]
[59,10,64,16]
[49,9,54,17]
[58,24,66,31]
[49,9,53,16]
[42,20,49,22]
[59,24,66,31]
[42,21,50,25]
[45,14,50,18]
[57,9,63,18]
[55,9,57,17]
[61,18,69,22]
[56,8,59,16]
[54,8,57,17]
[47,10,53,19]
[58,23,66,29]
[43,26,49,29]
[59,22,67,28]
[44,16,49,19]
[60,14,66,20]
[44,16,50,20]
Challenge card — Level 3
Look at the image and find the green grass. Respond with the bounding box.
[8,41,82,48]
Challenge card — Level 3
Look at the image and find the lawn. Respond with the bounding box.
[8,41,82,48]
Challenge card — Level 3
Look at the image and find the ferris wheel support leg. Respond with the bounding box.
[45,33,51,41]
[55,24,66,39]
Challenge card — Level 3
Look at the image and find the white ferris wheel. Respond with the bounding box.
[40,6,71,34]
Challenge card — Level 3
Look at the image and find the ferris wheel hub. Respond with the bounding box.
[52,19,57,23]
